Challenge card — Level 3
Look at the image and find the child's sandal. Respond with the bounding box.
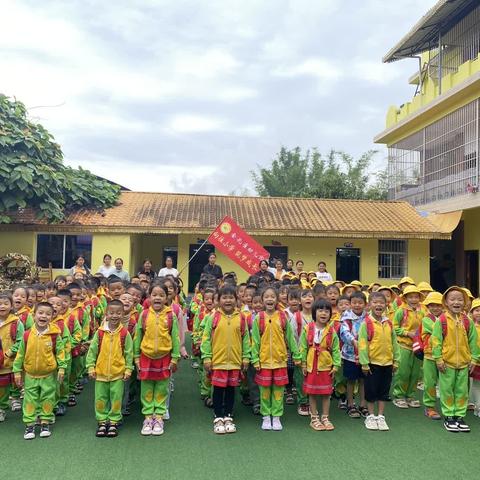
[107,424,118,437]
[213,417,226,434]
[223,416,236,433]
[359,406,369,418]
[346,406,361,418]
[321,415,335,431]
[310,414,325,431]
[204,397,213,408]
[96,423,107,437]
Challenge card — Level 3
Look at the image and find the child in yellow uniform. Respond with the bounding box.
[359,292,399,431]
[432,287,479,432]
[201,285,251,435]
[300,299,341,431]
[469,299,480,416]
[13,302,66,440]
[86,300,133,437]
[0,293,24,422]
[251,287,300,431]
[392,285,425,408]
[134,284,180,436]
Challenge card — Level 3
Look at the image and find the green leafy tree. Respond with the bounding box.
[0,95,120,223]
[252,147,388,200]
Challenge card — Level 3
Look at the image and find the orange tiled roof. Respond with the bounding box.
[2,191,448,239]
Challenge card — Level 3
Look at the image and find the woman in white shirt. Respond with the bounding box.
[97,254,116,278]
[113,257,130,282]
[268,259,286,281]
[316,261,333,282]
[158,256,179,277]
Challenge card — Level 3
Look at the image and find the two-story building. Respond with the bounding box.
[375,0,480,295]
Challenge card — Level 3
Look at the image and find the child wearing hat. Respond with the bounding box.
[421,292,443,420]
[432,287,480,432]
[392,285,426,408]
[468,298,480,416]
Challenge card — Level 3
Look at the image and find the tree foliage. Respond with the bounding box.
[251,147,388,200]
[0,95,120,223]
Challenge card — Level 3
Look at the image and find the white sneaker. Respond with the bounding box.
[261,416,272,430]
[163,409,170,421]
[364,414,378,430]
[24,425,35,440]
[152,418,164,436]
[0,409,6,422]
[11,399,22,412]
[376,415,389,431]
[141,418,153,436]
[392,398,409,409]
[271,416,283,431]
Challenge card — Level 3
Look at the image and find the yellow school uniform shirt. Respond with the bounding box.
[393,305,425,350]
[137,306,175,359]
[0,314,22,373]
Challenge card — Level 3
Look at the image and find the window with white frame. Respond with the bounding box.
[36,234,92,269]
[378,240,407,279]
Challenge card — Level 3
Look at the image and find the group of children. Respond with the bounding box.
[0,269,479,440]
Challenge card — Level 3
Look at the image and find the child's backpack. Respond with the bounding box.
[97,327,129,355]
[397,308,409,328]
[258,310,287,335]
[68,307,85,357]
[412,313,436,360]
[294,311,304,337]
[439,313,471,338]
[23,330,59,353]
[212,310,247,338]
[306,322,333,352]
[17,310,30,327]
[1,320,21,366]
[141,309,173,333]
[365,315,393,342]
[128,311,139,336]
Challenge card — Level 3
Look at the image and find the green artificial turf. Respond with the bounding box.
[2,354,478,480]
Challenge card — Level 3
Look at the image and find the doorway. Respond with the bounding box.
[336,248,360,283]
[263,246,288,268]
[162,247,178,268]
[188,243,215,293]
[465,250,479,297]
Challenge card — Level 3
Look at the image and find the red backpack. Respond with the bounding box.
[258,310,287,335]
[412,313,436,359]
[212,311,247,337]
[439,313,471,338]
[68,308,84,357]
[97,327,129,355]
[306,322,333,352]
[365,315,393,342]
[294,311,304,337]
[18,310,30,326]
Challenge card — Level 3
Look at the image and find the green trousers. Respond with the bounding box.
[0,379,10,410]
[140,378,169,417]
[439,366,468,418]
[294,366,307,405]
[259,385,284,417]
[197,359,212,398]
[334,368,347,397]
[23,373,56,425]
[69,356,83,393]
[95,379,124,424]
[57,360,71,405]
[422,358,438,408]
[393,347,421,399]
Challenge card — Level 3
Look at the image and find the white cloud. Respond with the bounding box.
[274,58,343,80]
[167,114,225,133]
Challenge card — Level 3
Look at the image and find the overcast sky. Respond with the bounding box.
[2,0,437,194]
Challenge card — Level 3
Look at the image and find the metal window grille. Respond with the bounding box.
[378,240,407,279]
[387,99,479,205]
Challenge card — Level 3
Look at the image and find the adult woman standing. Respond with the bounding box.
[270,259,286,281]
[202,253,223,280]
[255,259,274,282]
[316,261,333,282]
[158,256,179,278]
[96,254,116,278]
[113,258,130,282]
[138,258,156,282]
[69,255,91,276]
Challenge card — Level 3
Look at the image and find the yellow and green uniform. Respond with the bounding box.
[193,307,215,398]
[133,306,180,417]
[392,305,425,400]
[86,324,133,424]
[432,312,480,417]
[251,310,300,417]
[51,315,72,406]
[15,306,33,330]
[299,323,341,373]
[421,314,439,408]
[0,314,24,410]
[68,303,90,393]
[12,324,66,424]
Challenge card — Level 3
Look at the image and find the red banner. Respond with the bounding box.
[208,216,270,275]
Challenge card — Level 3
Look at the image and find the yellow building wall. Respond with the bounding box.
[0,231,35,257]
[130,234,178,275]
[177,234,430,291]
[463,208,480,251]
[386,53,480,129]
[91,234,132,275]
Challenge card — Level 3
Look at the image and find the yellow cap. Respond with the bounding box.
[423,291,443,306]
[401,285,424,300]
[368,282,381,291]
[341,283,361,294]
[378,286,394,295]
[389,284,399,290]
[334,280,345,287]
[470,298,480,312]
[351,280,363,287]
[417,281,433,292]
[399,276,415,286]
[308,271,316,275]
[462,288,474,300]
[442,286,469,306]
